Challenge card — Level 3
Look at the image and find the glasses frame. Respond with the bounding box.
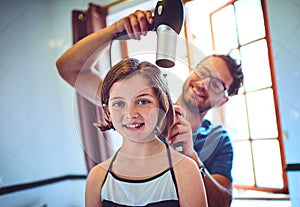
[194,65,228,97]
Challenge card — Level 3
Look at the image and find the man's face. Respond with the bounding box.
[181,56,233,113]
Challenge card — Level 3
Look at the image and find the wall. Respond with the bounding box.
[0,0,96,206]
[266,0,300,206]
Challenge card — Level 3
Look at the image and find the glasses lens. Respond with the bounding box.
[210,78,225,94]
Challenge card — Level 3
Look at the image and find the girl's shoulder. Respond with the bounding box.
[169,147,199,171]
[87,157,113,181]
[169,147,202,185]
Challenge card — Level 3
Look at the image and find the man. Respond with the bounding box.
[56,10,243,207]
[167,54,243,206]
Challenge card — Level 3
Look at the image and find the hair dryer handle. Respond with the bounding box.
[174,141,184,154]
[113,22,155,40]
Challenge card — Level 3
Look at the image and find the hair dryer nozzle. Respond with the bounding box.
[155,25,177,68]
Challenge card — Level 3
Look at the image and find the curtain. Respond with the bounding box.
[72,3,114,172]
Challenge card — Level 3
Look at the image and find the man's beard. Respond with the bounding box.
[181,84,211,114]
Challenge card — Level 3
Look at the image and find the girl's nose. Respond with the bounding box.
[126,104,138,119]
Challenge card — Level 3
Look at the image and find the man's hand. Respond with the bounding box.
[115,10,153,40]
[166,105,195,157]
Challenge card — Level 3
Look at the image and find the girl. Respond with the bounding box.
[85,58,207,207]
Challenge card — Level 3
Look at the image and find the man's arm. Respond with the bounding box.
[205,173,232,206]
[167,106,233,207]
[56,10,153,106]
[174,152,233,207]
[191,151,233,207]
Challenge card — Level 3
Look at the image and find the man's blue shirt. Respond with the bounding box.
[193,119,233,181]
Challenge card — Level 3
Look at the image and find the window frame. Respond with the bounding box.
[208,0,288,193]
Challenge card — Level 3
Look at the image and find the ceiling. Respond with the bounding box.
[91,0,230,15]
[95,0,147,7]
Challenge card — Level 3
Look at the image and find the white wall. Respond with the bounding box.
[0,0,96,206]
[266,0,300,206]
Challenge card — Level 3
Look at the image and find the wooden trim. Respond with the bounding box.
[233,184,288,194]
[183,5,193,71]
[0,175,86,196]
[120,40,129,59]
[261,0,288,193]
[210,0,237,16]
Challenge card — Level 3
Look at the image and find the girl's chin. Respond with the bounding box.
[125,133,157,143]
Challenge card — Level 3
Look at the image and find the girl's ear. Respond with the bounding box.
[103,104,112,121]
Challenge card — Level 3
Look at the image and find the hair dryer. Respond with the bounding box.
[153,0,184,68]
[113,0,185,68]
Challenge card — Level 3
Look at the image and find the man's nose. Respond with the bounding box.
[196,78,209,90]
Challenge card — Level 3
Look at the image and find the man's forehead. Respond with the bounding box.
[200,57,226,70]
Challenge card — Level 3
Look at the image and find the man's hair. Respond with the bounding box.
[204,54,244,96]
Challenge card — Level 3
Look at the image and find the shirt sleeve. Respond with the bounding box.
[202,126,234,182]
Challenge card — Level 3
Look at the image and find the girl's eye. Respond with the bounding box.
[138,99,150,105]
[112,101,124,108]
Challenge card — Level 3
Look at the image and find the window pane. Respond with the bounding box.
[234,0,266,45]
[211,5,238,53]
[229,48,241,64]
[252,140,284,188]
[240,39,272,91]
[232,140,254,185]
[246,89,278,139]
[224,94,249,141]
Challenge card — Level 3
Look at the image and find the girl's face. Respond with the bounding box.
[107,75,160,143]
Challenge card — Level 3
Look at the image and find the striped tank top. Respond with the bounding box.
[101,144,180,207]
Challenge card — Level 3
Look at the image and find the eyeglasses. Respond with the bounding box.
[194,65,228,96]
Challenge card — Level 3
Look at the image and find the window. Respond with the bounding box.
[186,0,288,193]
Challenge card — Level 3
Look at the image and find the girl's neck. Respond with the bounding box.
[120,138,166,158]
[112,139,170,179]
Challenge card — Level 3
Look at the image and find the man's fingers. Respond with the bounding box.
[174,105,186,118]
[145,10,154,25]
[117,10,152,40]
[135,10,152,36]
[168,125,189,143]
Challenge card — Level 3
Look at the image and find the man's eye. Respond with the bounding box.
[112,102,124,108]
[211,80,219,89]
[211,79,223,90]
[138,99,150,105]
[200,70,209,78]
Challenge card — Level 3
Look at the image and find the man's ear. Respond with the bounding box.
[103,104,112,121]
[216,97,229,107]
